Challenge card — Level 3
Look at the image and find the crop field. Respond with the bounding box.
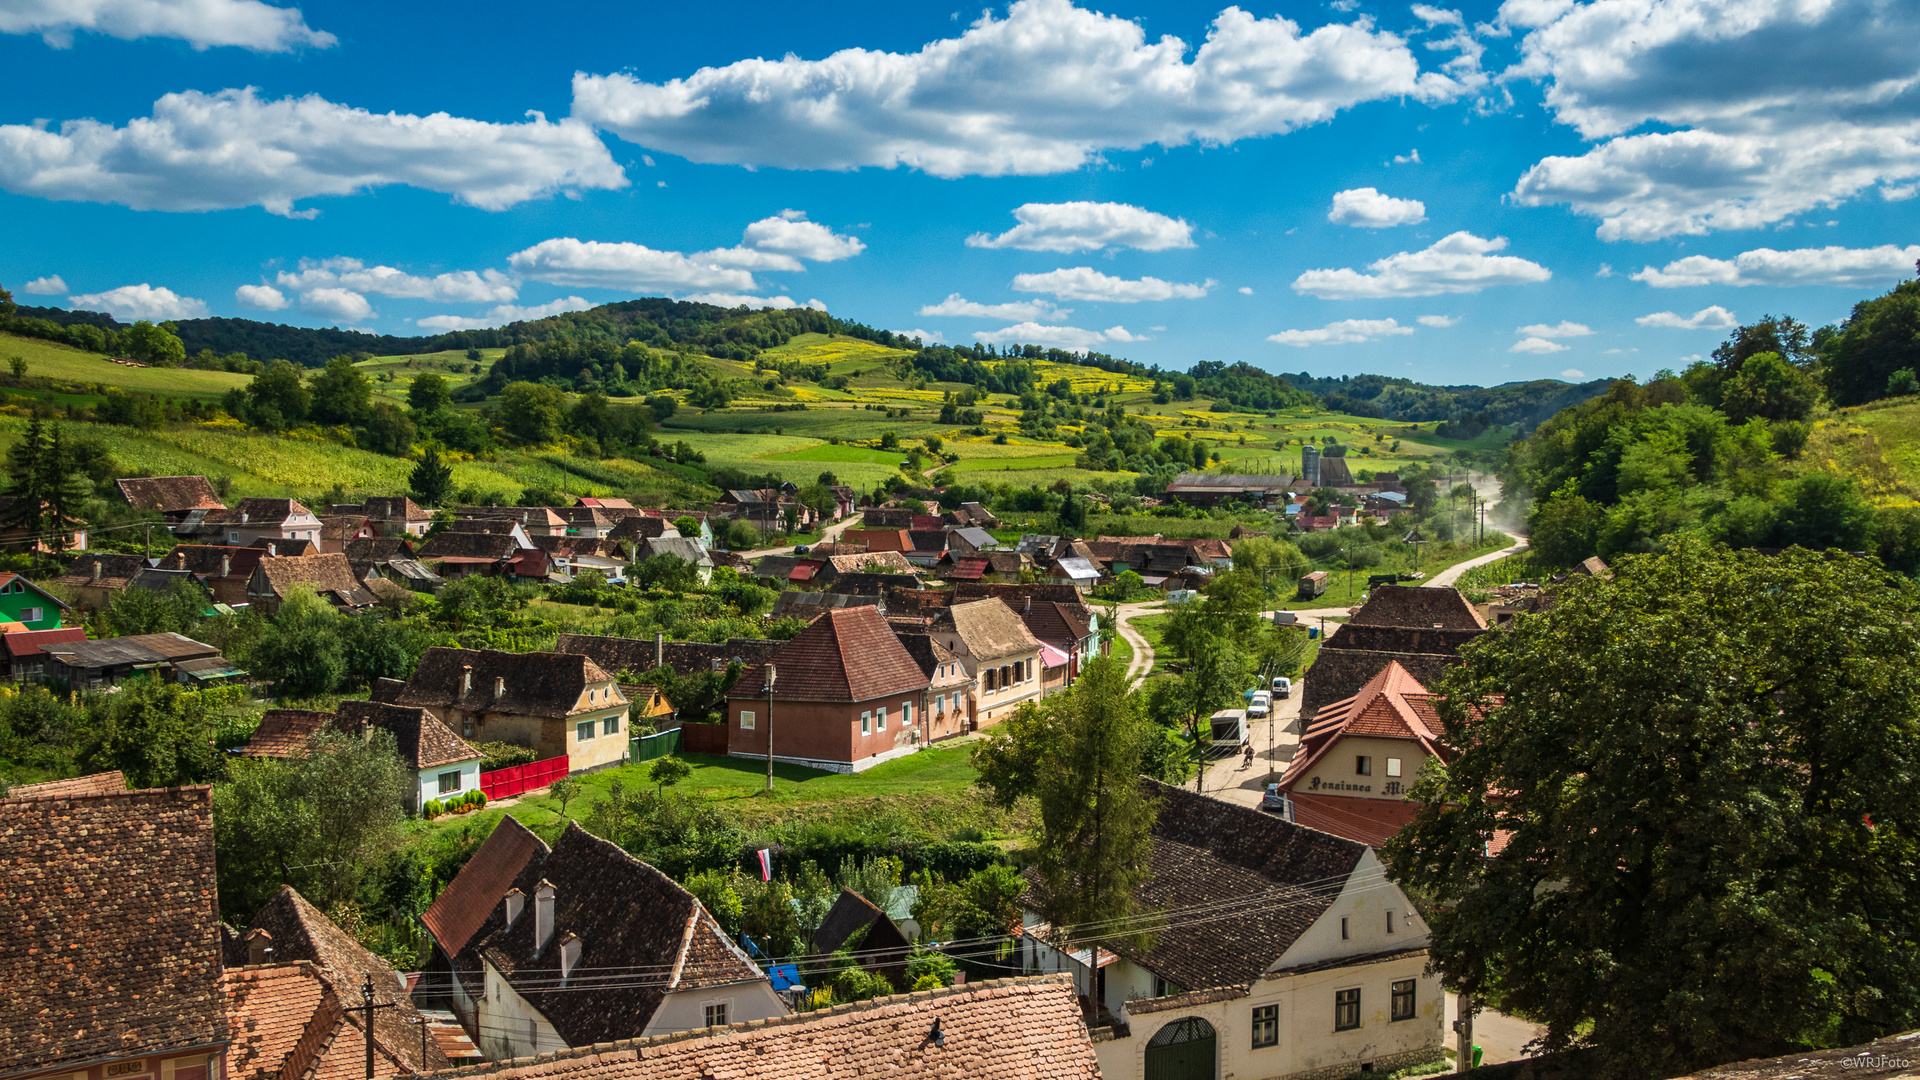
[663,431,906,488]
[1,333,251,397]
[762,333,917,370]
[766,444,906,466]
[355,349,501,404]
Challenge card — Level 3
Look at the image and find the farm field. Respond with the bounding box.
[355,348,503,404]
[1,332,251,397]
[1834,399,1920,498]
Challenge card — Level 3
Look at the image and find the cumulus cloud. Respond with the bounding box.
[890,328,945,344]
[276,257,519,302]
[1510,337,1568,354]
[1327,186,1426,227]
[0,0,334,51]
[1411,4,1465,27]
[741,209,866,262]
[1516,320,1592,338]
[972,322,1146,351]
[1011,267,1212,302]
[1267,317,1416,347]
[507,212,863,296]
[300,287,371,322]
[1561,367,1586,379]
[918,294,1069,321]
[67,282,207,320]
[573,0,1473,178]
[416,296,595,331]
[1238,286,1254,295]
[1637,305,1737,330]
[0,87,627,217]
[966,201,1195,252]
[682,293,827,311]
[234,284,288,310]
[22,275,66,295]
[1507,0,1920,239]
[1631,244,1920,288]
[1417,314,1458,327]
[1292,232,1551,298]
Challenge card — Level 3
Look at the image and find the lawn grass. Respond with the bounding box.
[767,444,906,466]
[664,430,905,488]
[1,332,251,397]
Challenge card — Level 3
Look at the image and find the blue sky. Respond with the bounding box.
[4,0,1918,386]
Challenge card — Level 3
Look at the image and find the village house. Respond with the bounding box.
[1025,780,1444,1080]
[328,496,435,537]
[1276,662,1452,847]
[3,626,87,681]
[608,514,680,545]
[897,632,976,742]
[53,552,147,609]
[393,648,629,775]
[534,536,631,581]
[947,526,1000,556]
[811,889,914,985]
[0,785,229,1080]
[1018,598,1105,687]
[944,500,999,528]
[149,544,266,606]
[425,818,785,1059]
[0,570,71,630]
[344,536,443,593]
[237,708,334,758]
[637,535,714,583]
[1165,472,1297,507]
[113,475,225,520]
[247,552,386,613]
[1049,555,1102,592]
[336,699,485,812]
[554,632,782,684]
[826,484,857,519]
[219,498,323,548]
[556,505,617,539]
[725,605,932,773]
[928,598,1045,727]
[417,530,525,579]
[316,513,377,552]
[1299,586,1487,721]
[38,631,227,689]
[452,505,568,537]
[820,549,915,582]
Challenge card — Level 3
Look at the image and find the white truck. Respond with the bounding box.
[1209,708,1248,756]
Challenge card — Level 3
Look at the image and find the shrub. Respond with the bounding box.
[423,799,443,819]
[471,790,486,809]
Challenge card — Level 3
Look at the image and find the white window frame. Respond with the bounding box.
[903,702,913,726]
[740,709,755,731]
[438,770,462,795]
[876,707,886,731]
[703,1001,729,1028]
[576,720,596,742]
[1387,757,1403,778]
[861,711,871,735]
[22,607,42,623]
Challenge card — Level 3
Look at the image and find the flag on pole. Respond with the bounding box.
[757,848,772,881]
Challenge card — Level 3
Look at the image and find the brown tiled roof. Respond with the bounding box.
[418,532,520,561]
[458,822,764,1046]
[251,537,319,557]
[240,709,335,758]
[115,475,225,513]
[1301,645,1464,721]
[4,770,125,796]
[940,598,1043,662]
[318,515,372,543]
[0,786,225,1072]
[895,632,958,678]
[221,962,335,1080]
[824,571,915,596]
[843,528,912,553]
[1284,792,1423,848]
[234,497,314,525]
[422,816,548,956]
[55,551,148,588]
[557,506,614,530]
[984,551,1030,574]
[608,515,673,542]
[364,496,431,523]
[1035,780,1366,993]
[396,648,615,718]
[343,536,413,568]
[241,886,449,1073]
[415,975,1094,1080]
[1350,585,1488,630]
[532,535,624,558]
[826,550,915,575]
[576,497,634,510]
[1020,600,1093,649]
[735,606,928,703]
[812,888,912,976]
[448,517,525,536]
[156,543,265,580]
[553,634,781,682]
[1673,1030,1920,1080]
[887,587,954,617]
[335,700,480,769]
[256,553,377,606]
[859,507,915,528]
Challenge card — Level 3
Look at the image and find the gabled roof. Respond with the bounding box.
[951,526,998,549]
[250,537,318,557]
[55,551,148,588]
[40,631,219,669]
[1020,600,1093,648]
[0,786,224,1073]
[641,536,712,566]
[418,531,521,561]
[115,475,225,513]
[232,497,316,525]
[317,515,373,543]
[576,496,634,510]
[1051,556,1101,580]
[940,598,1043,662]
[335,700,481,769]
[842,528,911,553]
[1349,585,1488,630]
[4,769,123,796]
[735,606,928,703]
[812,888,905,959]
[364,496,431,522]
[1284,793,1423,848]
[458,822,765,1046]
[608,515,676,542]
[240,709,335,758]
[396,648,618,718]
[157,543,265,579]
[254,553,378,607]
[895,632,959,679]
[220,963,336,1080]
[1284,661,1449,792]
[410,976,1095,1080]
[422,815,548,956]
[532,535,624,558]
[343,536,414,567]
[553,634,781,683]
[825,549,913,575]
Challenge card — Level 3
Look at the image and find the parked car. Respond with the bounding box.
[1247,690,1272,719]
[794,545,810,555]
[1271,676,1292,699]
[1259,783,1289,814]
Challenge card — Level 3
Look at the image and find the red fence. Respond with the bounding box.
[480,755,569,800]
[679,723,730,755]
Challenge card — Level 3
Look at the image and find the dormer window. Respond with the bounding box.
[504,888,524,928]
[534,881,556,954]
[558,934,582,985]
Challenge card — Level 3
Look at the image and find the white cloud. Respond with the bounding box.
[276,257,519,302]
[1596,263,1612,277]
[681,293,827,311]
[966,201,1195,252]
[1510,337,1568,354]
[891,328,945,344]
[1292,231,1551,298]
[1327,186,1427,227]
[22,275,66,295]
[1417,314,1458,327]
[1,0,334,51]
[67,282,207,320]
[741,210,865,262]
[1507,0,1920,239]
[971,322,1146,351]
[1561,368,1586,379]
[415,296,595,331]
[509,239,758,293]
[1636,305,1737,330]
[234,284,288,310]
[1011,266,1212,302]
[1412,5,1465,27]
[1238,286,1254,295]
[1515,320,1592,338]
[1392,148,1422,164]
[300,287,371,322]
[1267,317,1417,347]
[918,294,1069,322]
[1631,244,1920,288]
[573,0,1473,178]
[0,87,626,217]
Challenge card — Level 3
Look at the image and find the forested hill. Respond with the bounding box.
[1282,370,1614,429]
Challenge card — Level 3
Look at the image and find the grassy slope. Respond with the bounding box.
[2,332,251,397]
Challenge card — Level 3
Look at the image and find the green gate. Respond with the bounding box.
[1145,1016,1216,1080]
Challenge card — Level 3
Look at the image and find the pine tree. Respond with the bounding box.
[42,426,94,551]
[408,445,454,507]
[0,417,49,535]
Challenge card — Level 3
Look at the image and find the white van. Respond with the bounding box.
[1247,691,1272,719]
[1271,676,1292,699]
[1209,708,1248,754]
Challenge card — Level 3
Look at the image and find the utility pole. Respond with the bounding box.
[414,1015,429,1071]
[763,664,777,793]
[1455,992,1476,1073]
[356,973,398,1080]
[143,521,151,560]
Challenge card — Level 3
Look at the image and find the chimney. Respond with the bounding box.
[462,665,473,695]
[245,928,272,965]
[91,560,101,582]
[221,553,231,578]
[534,881,556,954]
[558,934,582,985]
[503,888,524,928]
[655,632,664,668]
[267,542,276,557]
[494,675,505,699]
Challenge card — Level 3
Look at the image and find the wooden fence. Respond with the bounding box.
[630,728,680,762]
[678,723,729,755]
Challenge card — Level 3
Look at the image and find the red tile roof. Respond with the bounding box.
[240,709,334,758]
[115,475,225,513]
[1284,792,1423,848]
[4,625,86,658]
[736,606,928,703]
[4,769,124,796]
[1284,661,1449,792]
[421,815,548,956]
[221,963,334,1080]
[413,975,1097,1080]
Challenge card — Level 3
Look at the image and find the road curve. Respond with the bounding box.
[1424,534,1529,588]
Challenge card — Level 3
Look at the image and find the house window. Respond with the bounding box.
[740,710,755,731]
[1335,989,1361,1031]
[1252,1004,1279,1048]
[1356,755,1372,776]
[438,771,462,795]
[861,711,871,735]
[23,607,42,623]
[705,1002,728,1027]
[876,707,886,731]
[999,665,1011,688]
[603,714,620,736]
[903,702,913,726]
[576,720,595,742]
[1340,916,1350,940]
[1387,910,1395,934]
[1392,980,1416,1021]
[1386,757,1402,778]
[983,669,996,691]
